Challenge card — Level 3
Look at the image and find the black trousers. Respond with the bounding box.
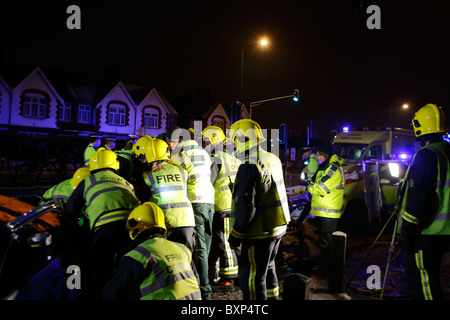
[239,236,282,300]
[165,226,196,253]
[208,210,238,280]
[404,235,450,300]
[90,221,131,299]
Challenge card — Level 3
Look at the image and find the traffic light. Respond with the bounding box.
[293,89,300,102]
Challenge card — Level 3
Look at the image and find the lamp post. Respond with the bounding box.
[240,37,269,102]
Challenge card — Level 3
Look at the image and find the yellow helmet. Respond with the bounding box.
[127,202,167,240]
[71,167,90,189]
[202,126,225,145]
[228,119,266,148]
[89,147,120,172]
[132,135,152,157]
[412,104,448,137]
[144,138,170,163]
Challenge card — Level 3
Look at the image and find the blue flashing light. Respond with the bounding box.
[444,134,450,143]
[342,126,350,133]
[399,153,408,160]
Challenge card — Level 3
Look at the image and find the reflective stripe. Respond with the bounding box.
[189,195,211,202]
[218,185,231,192]
[402,211,420,225]
[248,246,257,300]
[158,202,192,210]
[135,243,201,300]
[311,206,342,214]
[222,216,237,276]
[94,209,130,227]
[415,250,433,300]
[140,251,167,296]
[156,186,184,193]
[51,194,70,202]
[217,171,238,180]
[434,211,450,221]
[318,181,330,193]
[188,172,210,180]
[86,185,130,209]
[267,286,279,299]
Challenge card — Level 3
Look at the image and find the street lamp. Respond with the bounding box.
[240,37,270,102]
[389,103,410,127]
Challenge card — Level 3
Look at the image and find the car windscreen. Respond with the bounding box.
[333,143,368,164]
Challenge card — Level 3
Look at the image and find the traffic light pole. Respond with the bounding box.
[249,94,296,119]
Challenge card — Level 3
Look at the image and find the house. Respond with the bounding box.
[9,67,65,132]
[0,62,247,162]
[127,85,179,137]
[96,81,137,137]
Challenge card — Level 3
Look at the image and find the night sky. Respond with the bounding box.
[0,0,449,140]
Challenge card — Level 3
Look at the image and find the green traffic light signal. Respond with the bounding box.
[293,89,299,102]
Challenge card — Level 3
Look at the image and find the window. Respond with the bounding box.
[363,145,383,161]
[78,104,91,124]
[60,103,71,121]
[108,104,126,126]
[23,94,47,118]
[143,107,159,128]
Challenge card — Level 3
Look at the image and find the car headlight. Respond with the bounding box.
[388,163,400,178]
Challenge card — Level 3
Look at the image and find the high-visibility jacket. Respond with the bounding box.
[126,237,201,300]
[83,170,140,229]
[308,154,345,219]
[84,144,96,167]
[43,179,73,203]
[142,162,195,228]
[170,140,215,204]
[399,141,450,235]
[230,147,290,240]
[305,153,319,181]
[211,150,241,212]
[114,149,135,180]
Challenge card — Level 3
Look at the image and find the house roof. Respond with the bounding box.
[13,67,66,105]
[126,85,179,115]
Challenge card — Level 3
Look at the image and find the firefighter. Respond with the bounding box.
[83,134,101,166]
[138,137,196,253]
[398,103,450,300]
[42,167,90,203]
[301,145,319,183]
[102,202,201,300]
[168,126,215,300]
[227,119,290,300]
[65,147,141,299]
[307,142,345,271]
[203,126,241,292]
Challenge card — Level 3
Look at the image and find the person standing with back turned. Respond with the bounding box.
[227,119,290,300]
[398,103,450,300]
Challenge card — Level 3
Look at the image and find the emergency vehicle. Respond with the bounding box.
[332,127,417,232]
